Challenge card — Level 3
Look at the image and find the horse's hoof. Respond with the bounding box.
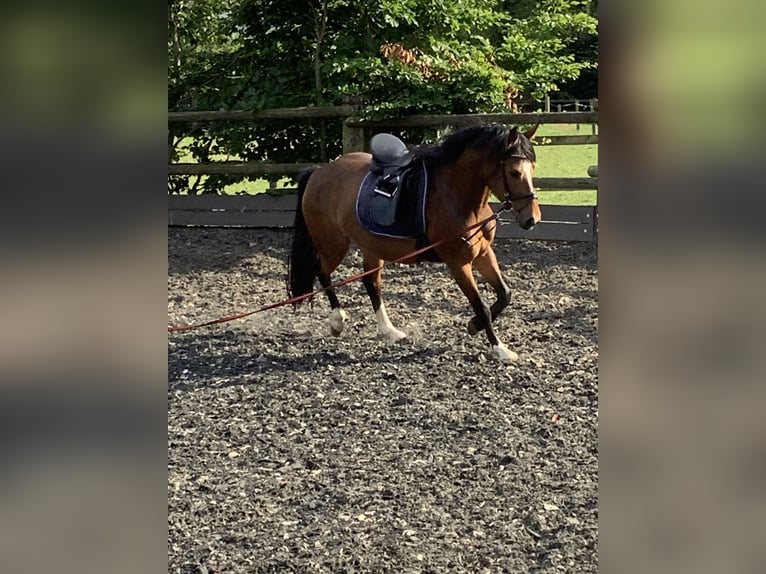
[492,343,519,363]
[329,309,347,337]
[381,328,407,343]
[468,319,480,336]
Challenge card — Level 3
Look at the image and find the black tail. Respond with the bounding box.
[288,168,320,302]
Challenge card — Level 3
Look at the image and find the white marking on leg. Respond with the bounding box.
[376,302,407,342]
[329,308,347,336]
[492,341,519,363]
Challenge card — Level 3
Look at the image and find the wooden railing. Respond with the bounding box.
[168,195,598,242]
[168,107,598,179]
[168,106,598,241]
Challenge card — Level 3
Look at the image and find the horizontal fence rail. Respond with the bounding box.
[534,177,598,190]
[168,161,597,191]
[168,108,598,126]
[168,194,597,242]
[537,134,598,145]
[168,194,297,228]
[495,204,597,241]
[167,105,357,122]
[345,111,598,129]
[168,162,319,176]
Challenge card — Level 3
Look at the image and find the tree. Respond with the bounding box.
[168,0,598,193]
[168,0,246,193]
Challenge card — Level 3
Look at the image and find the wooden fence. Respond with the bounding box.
[168,194,597,242]
[168,106,598,241]
[168,108,599,175]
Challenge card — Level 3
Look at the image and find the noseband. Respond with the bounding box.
[499,156,537,211]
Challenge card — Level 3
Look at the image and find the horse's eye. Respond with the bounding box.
[509,170,522,179]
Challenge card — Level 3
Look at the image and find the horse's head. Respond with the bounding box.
[490,125,542,230]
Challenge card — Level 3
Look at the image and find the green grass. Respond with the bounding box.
[532,123,597,205]
[223,177,293,195]
[172,123,598,204]
[535,190,595,206]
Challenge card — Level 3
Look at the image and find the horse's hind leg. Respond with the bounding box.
[316,270,347,336]
[314,239,351,337]
[468,246,511,335]
[361,253,407,342]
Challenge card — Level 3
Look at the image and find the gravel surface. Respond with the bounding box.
[168,227,598,573]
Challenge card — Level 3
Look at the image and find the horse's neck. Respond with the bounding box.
[435,154,492,212]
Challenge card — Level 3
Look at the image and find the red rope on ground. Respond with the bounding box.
[168,213,499,333]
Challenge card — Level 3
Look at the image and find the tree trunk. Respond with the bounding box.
[312,0,329,162]
[168,2,182,70]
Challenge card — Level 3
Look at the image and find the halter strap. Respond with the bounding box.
[499,159,537,210]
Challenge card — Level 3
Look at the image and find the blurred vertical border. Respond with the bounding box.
[600,0,766,573]
[0,1,166,573]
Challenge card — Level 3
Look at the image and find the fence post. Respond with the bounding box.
[545,95,550,113]
[343,119,364,154]
[590,98,597,135]
[341,96,364,154]
[575,99,580,130]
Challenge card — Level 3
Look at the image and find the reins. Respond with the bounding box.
[168,210,505,333]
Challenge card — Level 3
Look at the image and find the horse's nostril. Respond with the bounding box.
[522,218,535,230]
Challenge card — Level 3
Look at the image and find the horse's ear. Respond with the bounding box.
[524,123,539,140]
[507,127,519,147]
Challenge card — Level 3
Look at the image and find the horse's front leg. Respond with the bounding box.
[448,262,518,363]
[362,253,407,342]
[467,246,511,335]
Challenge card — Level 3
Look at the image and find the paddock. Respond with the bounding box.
[168,227,597,573]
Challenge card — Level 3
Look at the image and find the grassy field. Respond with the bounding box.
[531,123,597,206]
[173,123,597,205]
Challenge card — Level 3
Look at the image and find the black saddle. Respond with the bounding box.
[368,133,416,200]
[370,133,415,173]
[360,133,436,260]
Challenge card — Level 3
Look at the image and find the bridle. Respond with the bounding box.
[498,155,537,212]
[460,154,538,247]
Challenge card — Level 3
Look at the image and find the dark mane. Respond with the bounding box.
[413,124,536,166]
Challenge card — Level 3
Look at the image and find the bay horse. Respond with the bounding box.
[288,124,541,362]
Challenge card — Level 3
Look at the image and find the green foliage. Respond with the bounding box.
[497,1,598,100]
[168,0,598,194]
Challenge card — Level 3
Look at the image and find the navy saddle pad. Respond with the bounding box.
[355,159,429,240]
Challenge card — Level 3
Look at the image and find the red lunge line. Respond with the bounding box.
[168,213,499,333]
